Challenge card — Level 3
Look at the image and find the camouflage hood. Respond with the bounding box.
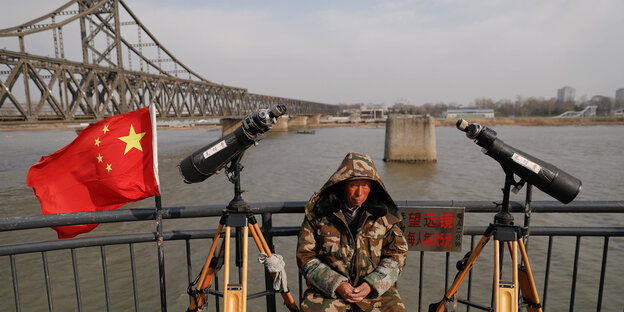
[306,152,400,221]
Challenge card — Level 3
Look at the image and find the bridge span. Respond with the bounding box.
[0,0,339,124]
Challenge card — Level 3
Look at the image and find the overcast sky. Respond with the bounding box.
[2,0,623,106]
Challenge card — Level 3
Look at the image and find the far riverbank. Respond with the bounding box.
[316,116,624,128]
[434,116,624,127]
[1,116,623,131]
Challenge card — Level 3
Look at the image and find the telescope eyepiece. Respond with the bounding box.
[456,119,469,131]
[456,119,489,140]
[269,104,287,119]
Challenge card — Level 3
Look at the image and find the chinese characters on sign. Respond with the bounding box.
[400,207,464,252]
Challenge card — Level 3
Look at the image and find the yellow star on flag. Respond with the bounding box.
[118,124,146,155]
[96,154,103,163]
[102,125,110,134]
[94,137,101,147]
[106,163,112,173]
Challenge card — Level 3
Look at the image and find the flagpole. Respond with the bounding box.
[148,104,166,309]
[155,195,167,311]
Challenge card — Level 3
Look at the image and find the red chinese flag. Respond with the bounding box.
[27,106,161,239]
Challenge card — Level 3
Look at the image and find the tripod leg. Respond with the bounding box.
[494,240,500,311]
[188,223,224,312]
[249,223,299,312]
[496,240,519,312]
[512,241,519,308]
[517,239,542,312]
[431,233,492,312]
[223,226,232,312]
[242,225,248,312]
[224,225,245,312]
[252,223,273,256]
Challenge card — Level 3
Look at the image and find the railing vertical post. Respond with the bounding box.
[596,236,609,312]
[214,274,220,311]
[543,236,553,311]
[100,246,111,312]
[569,236,581,312]
[129,244,140,312]
[418,251,424,312]
[444,252,450,291]
[42,251,54,312]
[71,249,83,312]
[10,254,21,312]
[185,239,192,305]
[155,195,167,311]
[467,235,475,312]
[262,212,277,312]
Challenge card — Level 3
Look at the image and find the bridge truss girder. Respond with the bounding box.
[0,0,338,123]
[0,50,338,122]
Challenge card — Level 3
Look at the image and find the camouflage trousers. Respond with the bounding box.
[300,286,406,312]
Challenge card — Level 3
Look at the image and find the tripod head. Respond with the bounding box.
[224,151,249,212]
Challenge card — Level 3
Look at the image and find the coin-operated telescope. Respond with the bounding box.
[456,119,581,204]
[179,105,287,184]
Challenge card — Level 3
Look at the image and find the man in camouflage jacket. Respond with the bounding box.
[297,152,408,311]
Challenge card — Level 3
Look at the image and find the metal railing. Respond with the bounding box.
[1,200,623,312]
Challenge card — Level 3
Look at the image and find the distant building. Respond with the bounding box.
[557,86,576,102]
[444,108,494,119]
[359,105,387,121]
[616,88,624,109]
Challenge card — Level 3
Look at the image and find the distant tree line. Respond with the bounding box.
[389,96,616,117]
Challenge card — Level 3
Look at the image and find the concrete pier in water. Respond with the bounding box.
[271,115,289,131]
[307,114,321,127]
[288,116,308,131]
[384,115,437,162]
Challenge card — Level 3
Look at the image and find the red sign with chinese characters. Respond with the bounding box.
[400,207,464,252]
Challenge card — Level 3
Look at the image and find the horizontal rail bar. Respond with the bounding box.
[0,229,217,256]
[463,226,624,236]
[2,225,623,256]
[267,226,624,238]
[1,200,623,232]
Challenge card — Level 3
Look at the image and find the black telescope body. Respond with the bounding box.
[178,105,286,184]
[456,119,582,204]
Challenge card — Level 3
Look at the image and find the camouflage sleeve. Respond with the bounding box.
[361,223,408,298]
[302,258,349,298]
[296,217,349,298]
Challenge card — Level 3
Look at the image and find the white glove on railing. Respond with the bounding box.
[258,253,288,292]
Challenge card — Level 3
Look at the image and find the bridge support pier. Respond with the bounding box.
[384,115,436,162]
[307,114,321,127]
[288,116,308,131]
[271,115,289,131]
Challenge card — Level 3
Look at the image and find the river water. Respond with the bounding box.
[1,124,623,311]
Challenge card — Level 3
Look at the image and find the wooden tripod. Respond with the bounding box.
[430,171,542,312]
[186,154,298,312]
[186,211,299,312]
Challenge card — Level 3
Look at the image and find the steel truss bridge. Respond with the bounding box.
[0,0,338,123]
